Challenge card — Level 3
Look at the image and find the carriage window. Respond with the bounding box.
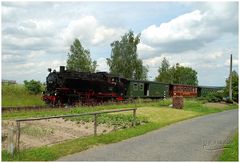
[133,83,138,91]
[139,84,143,90]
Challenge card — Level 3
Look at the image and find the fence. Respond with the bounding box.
[10,108,137,154]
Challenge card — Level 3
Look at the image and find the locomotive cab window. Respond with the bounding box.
[108,87,113,91]
[133,83,138,91]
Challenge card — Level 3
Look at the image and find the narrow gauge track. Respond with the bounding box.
[2,99,159,113]
[2,106,50,113]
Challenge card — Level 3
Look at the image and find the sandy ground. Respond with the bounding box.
[2,118,114,150]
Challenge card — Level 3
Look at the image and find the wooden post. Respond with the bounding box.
[132,109,136,127]
[16,121,20,151]
[229,54,232,101]
[7,127,15,156]
[94,114,97,136]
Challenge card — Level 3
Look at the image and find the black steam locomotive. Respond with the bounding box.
[43,66,128,106]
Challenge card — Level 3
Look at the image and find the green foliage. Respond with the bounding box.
[67,39,96,72]
[155,57,171,83]
[2,83,45,106]
[205,91,224,102]
[69,114,149,129]
[224,70,239,102]
[24,80,43,95]
[155,58,198,85]
[107,30,148,80]
[219,132,238,161]
[158,99,172,106]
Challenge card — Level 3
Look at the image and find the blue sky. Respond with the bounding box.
[2,1,239,86]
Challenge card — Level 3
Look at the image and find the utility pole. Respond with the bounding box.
[229,54,232,101]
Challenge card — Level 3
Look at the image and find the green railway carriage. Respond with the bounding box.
[126,80,169,98]
[197,86,224,97]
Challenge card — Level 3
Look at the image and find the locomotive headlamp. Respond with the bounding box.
[48,68,52,72]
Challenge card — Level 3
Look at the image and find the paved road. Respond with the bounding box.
[59,109,238,161]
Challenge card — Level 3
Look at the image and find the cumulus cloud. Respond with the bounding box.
[141,2,238,55]
[62,16,126,46]
[96,58,109,72]
[224,59,239,67]
[2,59,66,82]
[137,43,156,59]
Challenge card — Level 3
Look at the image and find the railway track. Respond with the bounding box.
[2,106,50,112]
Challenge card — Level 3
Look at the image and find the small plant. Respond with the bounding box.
[158,98,172,106]
[68,114,149,129]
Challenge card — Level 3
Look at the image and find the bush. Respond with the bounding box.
[205,91,223,102]
[24,80,43,94]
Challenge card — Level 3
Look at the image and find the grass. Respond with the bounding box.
[2,83,45,107]
[218,132,238,161]
[137,106,200,123]
[184,99,237,114]
[2,99,169,120]
[2,99,238,161]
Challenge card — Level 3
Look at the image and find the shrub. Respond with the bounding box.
[24,80,43,94]
[205,91,223,102]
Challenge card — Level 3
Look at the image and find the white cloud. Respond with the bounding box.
[143,56,168,68]
[224,59,239,67]
[137,43,156,59]
[3,60,66,80]
[62,16,126,46]
[141,2,238,54]
[28,50,46,59]
[2,6,15,16]
[96,58,109,72]
[3,35,55,50]
[3,19,55,37]
[142,10,205,44]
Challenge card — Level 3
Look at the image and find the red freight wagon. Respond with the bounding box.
[169,84,198,97]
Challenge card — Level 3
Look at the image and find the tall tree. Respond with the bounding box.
[155,57,171,83]
[172,63,198,85]
[67,39,97,72]
[155,58,198,85]
[107,30,148,80]
[224,70,239,102]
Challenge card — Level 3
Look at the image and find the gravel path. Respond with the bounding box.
[59,109,238,161]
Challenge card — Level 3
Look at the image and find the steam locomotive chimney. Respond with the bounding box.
[60,66,65,72]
